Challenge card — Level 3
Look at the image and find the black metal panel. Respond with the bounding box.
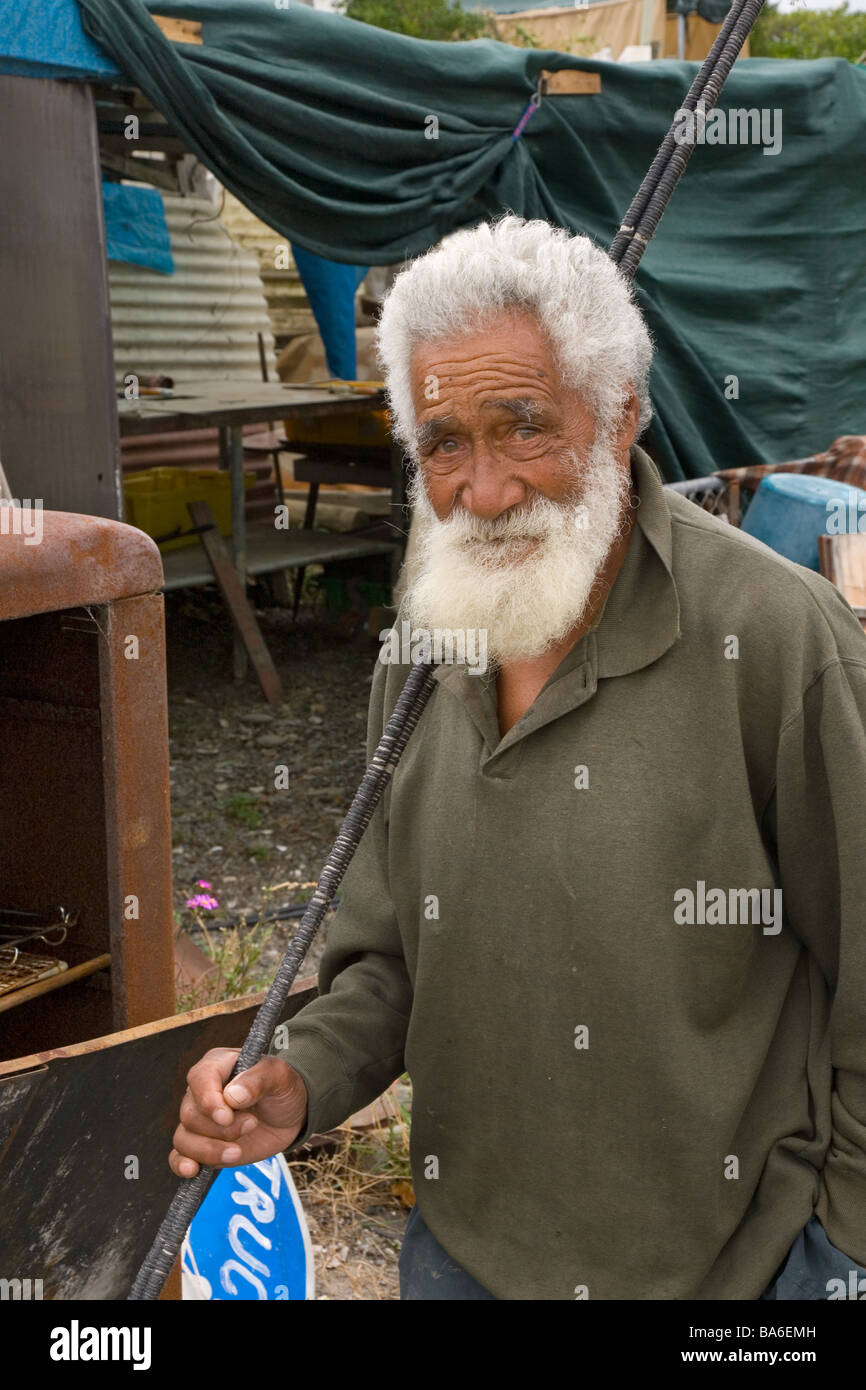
[0,983,318,1300]
[0,76,121,518]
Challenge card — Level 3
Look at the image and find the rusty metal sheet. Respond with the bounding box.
[98,593,175,1029]
[0,512,164,622]
[0,607,116,1058]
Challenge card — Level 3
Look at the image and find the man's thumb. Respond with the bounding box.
[224,1059,291,1109]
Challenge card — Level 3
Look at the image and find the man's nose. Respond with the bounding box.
[458,446,525,520]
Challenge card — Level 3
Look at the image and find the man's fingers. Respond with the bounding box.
[172,1123,244,1170]
[172,1053,304,1178]
[179,1091,255,1140]
[169,1147,200,1179]
[185,1047,241,1126]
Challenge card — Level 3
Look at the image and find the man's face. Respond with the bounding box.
[403,311,639,666]
[410,313,602,531]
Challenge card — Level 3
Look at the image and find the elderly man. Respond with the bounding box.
[171,217,866,1301]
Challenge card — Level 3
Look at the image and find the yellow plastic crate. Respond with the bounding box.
[282,380,391,449]
[123,467,254,552]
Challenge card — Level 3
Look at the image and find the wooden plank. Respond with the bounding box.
[540,70,602,96]
[0,980,317,1300]
[819,533,866,624]
[0,955,111,1016]
[117,384,387,437]
[152,15,203,44]
[186,500,282,704]
[99,151,179,192]
[229,427,248,683]
[160,518,397,592]
[100,133,188,155]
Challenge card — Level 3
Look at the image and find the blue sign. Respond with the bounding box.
[182,1155,314,1301]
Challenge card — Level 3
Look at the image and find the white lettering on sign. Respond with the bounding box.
[216,1159,284,1298]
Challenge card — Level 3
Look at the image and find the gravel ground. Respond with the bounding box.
[165,583,406,1300]
[166,585,378,977]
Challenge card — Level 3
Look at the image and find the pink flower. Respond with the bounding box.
[196,880,212,889]
[185,893,219,911]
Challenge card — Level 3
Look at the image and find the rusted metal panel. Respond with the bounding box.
[0,510,174,1055]
[0,511,163,623]
[99,593,175,1029]
[0,76,121,519]
[0,607,115,1059]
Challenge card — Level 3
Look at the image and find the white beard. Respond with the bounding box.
[403,438,633,666]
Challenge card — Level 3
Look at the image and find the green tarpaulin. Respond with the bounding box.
[77,0,866,480]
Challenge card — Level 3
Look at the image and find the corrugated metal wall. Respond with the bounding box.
[109,193,276,387]
[111,192,281,522]
[110,192,390,543]
[219,192,317,341]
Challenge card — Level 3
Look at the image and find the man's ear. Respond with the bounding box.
[614,387,641,457]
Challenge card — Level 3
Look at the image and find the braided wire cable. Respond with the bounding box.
[610,0,765,278]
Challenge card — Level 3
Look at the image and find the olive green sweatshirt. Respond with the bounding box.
[279,445,866,1299]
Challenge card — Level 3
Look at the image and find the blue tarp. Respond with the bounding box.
[290,245,368,380]
[0,0,119,79]
[102,181,174,275]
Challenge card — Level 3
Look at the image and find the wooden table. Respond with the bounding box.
[118,381,404,677]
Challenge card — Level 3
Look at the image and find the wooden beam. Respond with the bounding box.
[186,500,282,704]
[100,151,180,193]
[540,70,602,96]
[152,16,203,44]
[0,955,111,1016]
[819,533,866,627]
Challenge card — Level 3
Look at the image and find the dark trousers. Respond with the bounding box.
[398,1203,497,1300]
[399,1206,866,1300]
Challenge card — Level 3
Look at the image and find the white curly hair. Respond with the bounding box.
[376,215,654,461]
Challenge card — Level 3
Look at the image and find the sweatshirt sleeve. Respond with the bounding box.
[769,651,866,1267]
[276,653,413,1148]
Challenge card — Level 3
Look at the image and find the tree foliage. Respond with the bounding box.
[338,0,866,61]
[750,3,866,62]
[337,0,492,42]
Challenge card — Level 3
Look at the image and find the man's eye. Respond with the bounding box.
[514,426,540,439]
[435,438,459,452]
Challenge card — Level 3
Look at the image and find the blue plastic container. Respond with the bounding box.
[741,473,866,572]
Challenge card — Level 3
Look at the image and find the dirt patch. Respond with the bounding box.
[165,585,409,1300]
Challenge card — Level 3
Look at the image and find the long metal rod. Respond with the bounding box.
[609,0,765,276]
[129,658,436,1299]
[129,0,764,1298]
